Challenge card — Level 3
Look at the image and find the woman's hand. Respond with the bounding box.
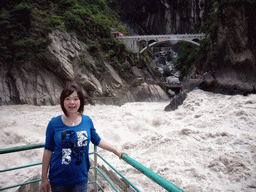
[41,178,50,192]
[115,150,124,159]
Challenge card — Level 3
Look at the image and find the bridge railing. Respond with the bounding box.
[117,34,206,39]
[117,33,206,53]
[0,143,185,192]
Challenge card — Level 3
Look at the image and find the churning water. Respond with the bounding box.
[0,89,256,191]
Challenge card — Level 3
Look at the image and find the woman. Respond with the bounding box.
[41,83,123,192]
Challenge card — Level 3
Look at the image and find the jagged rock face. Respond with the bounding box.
[112,0,206,34]
[0,59,64,105]
[47,30,104,97]
[164,91,187,111]
[216,3,256,94]
[200,2,256,94]
[0,30,100,105]
[0,30,170,105]
[114,0,256,95]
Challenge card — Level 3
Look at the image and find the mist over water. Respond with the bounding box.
[1,89,256,192]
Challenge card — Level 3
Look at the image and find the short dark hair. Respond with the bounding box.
[60,83,85,117]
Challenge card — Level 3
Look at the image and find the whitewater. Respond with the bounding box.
[0,89,256,192]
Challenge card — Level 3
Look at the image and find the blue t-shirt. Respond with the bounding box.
[44,114,101,186]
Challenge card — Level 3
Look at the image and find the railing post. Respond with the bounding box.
[94,145,98,192]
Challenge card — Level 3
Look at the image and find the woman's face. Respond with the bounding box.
[64,91,81,115]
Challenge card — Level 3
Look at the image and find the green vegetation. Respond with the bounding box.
[79,54,97,73]
[0,0,132,72]
[175,43,200,76]
[0,2,36,62]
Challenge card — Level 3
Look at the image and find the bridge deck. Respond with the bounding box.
[117,34,205,39]
[117,33,206,53]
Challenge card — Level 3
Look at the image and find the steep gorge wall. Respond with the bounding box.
[0,30,169,106]
[198,2,256,94]
[111,0,207,34]
[113,0,256,95]
[1,1,255,106]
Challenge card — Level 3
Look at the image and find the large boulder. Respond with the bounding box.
[164,91,187,111]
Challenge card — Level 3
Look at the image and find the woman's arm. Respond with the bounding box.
[98,140,123,158]
[41,149,53,192]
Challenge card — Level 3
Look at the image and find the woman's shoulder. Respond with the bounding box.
[81,114,93,123]
[81,114,90,119]
[48,115,62,124]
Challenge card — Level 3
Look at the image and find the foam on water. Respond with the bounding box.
[0,89,256,191]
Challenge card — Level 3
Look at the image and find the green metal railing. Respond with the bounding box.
[121,154,184,192]
[0,143,185,192]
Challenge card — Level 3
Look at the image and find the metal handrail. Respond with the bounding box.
[0,144,45,191]
[0,162,42,173]
[122,154,184,192]
[0,143,185,192]
[96,152,140,192]
[0,143,45,154]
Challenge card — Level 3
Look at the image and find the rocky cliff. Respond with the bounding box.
[197,2,256,95]
[111,0,256,95]
[0,29,169,105]
[1,1,255,106]
[109,0,207,34]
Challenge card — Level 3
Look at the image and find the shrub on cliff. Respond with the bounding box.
[0,0,131,67]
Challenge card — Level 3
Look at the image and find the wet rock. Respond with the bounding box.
[164,91,187,111]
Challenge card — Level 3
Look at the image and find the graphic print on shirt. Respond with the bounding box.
[77,131,88,147]
[62,148,72,165]
[61,130,88,165]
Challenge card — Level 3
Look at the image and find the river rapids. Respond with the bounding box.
[0,89,256,192]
